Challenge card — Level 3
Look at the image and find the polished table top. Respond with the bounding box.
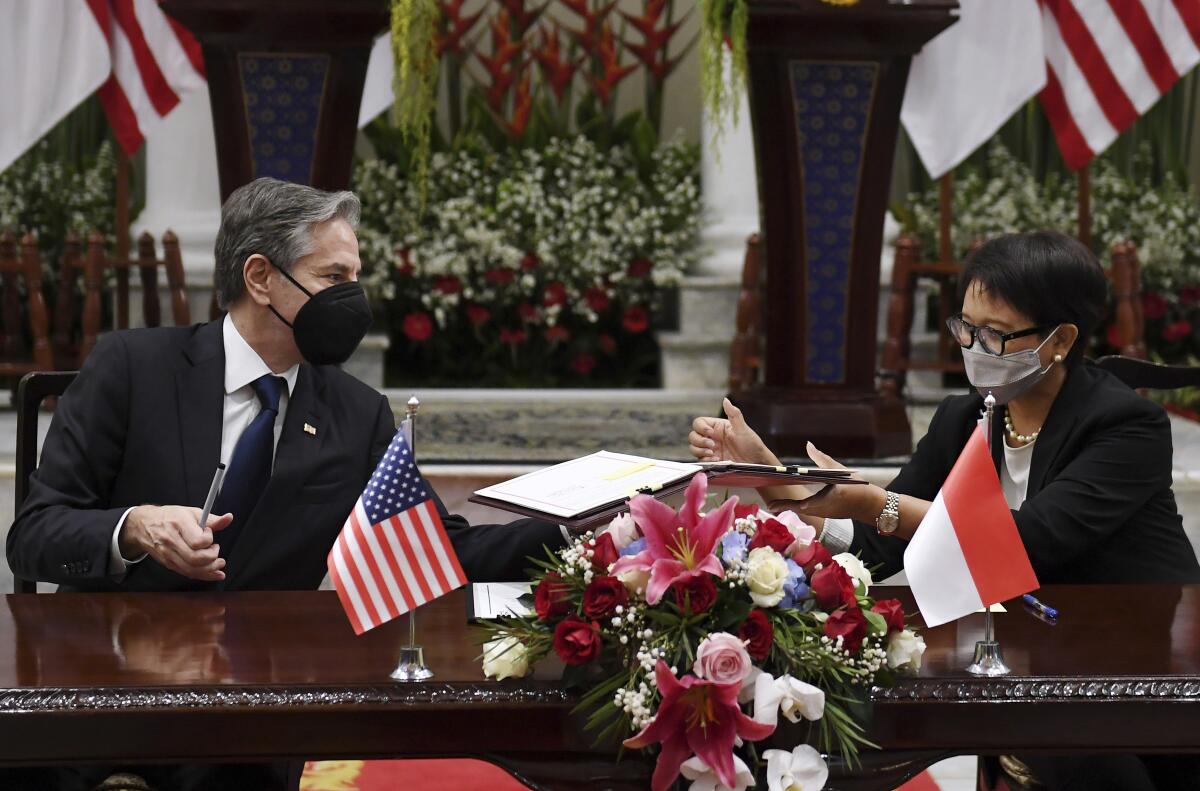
[1,585,1198,784]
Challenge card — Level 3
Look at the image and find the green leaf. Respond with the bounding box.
[863,609,888,636]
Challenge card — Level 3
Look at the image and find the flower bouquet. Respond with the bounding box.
[480,473,925,791]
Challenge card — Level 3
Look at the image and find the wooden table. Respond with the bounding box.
[1,586,1198,790]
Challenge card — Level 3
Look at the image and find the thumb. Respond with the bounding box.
[722,398,747,429]
[207,513,235,532]
[806,441,846,470]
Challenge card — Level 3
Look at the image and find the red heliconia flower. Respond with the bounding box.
[476,10,524,111]
[561,0,619,57]
[436,0,484,57]
[501,68,534,139]
[621,0,690,82]
[624,660,776,791]
[496,0,547,34]
[589,22,637,105]
[534,24,580,102]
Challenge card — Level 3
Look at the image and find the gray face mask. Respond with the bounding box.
[960,327,1061,405]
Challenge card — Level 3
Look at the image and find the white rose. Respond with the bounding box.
[482,635,531,681]
[832,553,873,595]
[764,744,828,791]
[745,547,790,608]
[602,512,639,550]
[753,672,825,727]
[617,567,650,598]
[886,629,926,671]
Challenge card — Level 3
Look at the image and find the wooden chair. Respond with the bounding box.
[1095,355,1200,390]
[728,233,766,392]
[881,236,1147,399]
[13,371,79,593]
[53,230,191,367]
[0,232,55,383]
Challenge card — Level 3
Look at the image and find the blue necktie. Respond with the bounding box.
[214,374,285,559]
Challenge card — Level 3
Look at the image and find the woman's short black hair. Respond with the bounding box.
[958,230,1108,366]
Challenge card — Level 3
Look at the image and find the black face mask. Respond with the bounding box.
[267,262,372,366]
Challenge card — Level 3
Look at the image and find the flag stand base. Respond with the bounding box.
[966,640,1010,676]
[390,645,434,682]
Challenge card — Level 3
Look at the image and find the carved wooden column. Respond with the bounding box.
[730,0,957,458]
[161,0,389,202]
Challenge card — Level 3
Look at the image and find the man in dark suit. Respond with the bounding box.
[8,177,564,593]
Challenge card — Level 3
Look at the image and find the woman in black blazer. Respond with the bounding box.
[691,230,1200,586]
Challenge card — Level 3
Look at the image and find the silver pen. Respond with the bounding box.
[198,463,226,530]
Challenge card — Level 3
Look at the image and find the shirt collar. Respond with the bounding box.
[222,314,299,396]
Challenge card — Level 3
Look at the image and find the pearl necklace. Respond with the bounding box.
[1004,411,1040,444]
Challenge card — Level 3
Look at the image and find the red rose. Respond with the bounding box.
[871,598,906,634]
[484,267,515,285]
[553,616,602,666]
[466,304,491,326]
[1181,286,1200,306]
[518,302,539,323]
[598,334,617,355]
[739,609,774,661]
[500,327,528,346]
[434,275,461,295]
[402,312,433,342]
[628,257,653,277]
[1106,322,1124,350]
[793,540,834,577]
[824,606,868,653]
[1142,292,1168,320]
[749,518,794,554]
[810,562,856,611]
[521,252,539,271]
[585,287,610,313]
[534,573,571,620]
[570,352,597,375]
[395,248,414,276]
[672,574,718,614]
[583,575,628,619]
[590,532,619,571]
[544,281,568,307]
[622,305,649,334]
[544,325,570,344]
[1163,319,1192,343]
[734,503,761,520]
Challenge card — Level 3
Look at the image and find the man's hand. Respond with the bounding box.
[688,398,775,464]
[120,506,232,581]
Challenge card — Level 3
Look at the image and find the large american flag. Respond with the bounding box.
[1040,0,1200,170]
[328,429,466,635]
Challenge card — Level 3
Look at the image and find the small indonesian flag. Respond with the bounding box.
[328,429,466,635]
[904,425,1039,628]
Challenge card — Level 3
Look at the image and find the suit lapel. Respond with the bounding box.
[224,364,328,587]
[176,322,225,507]
[1027,364,1088,497]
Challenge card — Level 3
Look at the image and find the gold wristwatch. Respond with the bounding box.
[875,490,900,535]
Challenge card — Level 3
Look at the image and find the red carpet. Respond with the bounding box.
[301,760,944,789]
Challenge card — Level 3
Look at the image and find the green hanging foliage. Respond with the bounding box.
[699,0,749,142]
[389,0,440,201]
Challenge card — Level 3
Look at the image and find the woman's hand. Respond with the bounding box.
[768,442,882,522]
[689,398,776,464]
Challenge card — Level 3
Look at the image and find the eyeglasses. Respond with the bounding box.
[946,315,1054,356]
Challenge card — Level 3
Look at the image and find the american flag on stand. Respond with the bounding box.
[1040,0,1200,170]
[328,429,466,635]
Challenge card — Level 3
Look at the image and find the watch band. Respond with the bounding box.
[875,490,900,535]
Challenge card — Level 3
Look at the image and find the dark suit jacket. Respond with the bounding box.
[7,321,564,590]
[852,363,1200,584]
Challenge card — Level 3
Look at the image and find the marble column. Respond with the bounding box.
[697,66,759,278]
[131,85,222,325]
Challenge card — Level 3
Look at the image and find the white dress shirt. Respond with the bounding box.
[108,316,300,574]
[1000,436,1035,509]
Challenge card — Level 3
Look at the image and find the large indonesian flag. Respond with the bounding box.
[904,426,1039,628]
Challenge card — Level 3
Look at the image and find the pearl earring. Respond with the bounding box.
[1053,353,1063,363]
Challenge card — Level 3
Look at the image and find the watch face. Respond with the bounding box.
[878,514,899,534]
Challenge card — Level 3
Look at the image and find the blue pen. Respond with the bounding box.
[1022,593,1058,620]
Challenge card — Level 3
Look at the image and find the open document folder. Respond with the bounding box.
[470,450,863,531]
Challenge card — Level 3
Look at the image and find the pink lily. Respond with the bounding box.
[612,472,736,605]
[624,660,775,791]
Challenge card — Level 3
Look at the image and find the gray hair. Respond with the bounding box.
[213,177,361,309]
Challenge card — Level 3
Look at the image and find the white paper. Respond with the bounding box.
[474,451,701,518]
[472,583,533,619]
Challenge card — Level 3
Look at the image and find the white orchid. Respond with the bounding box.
[679,753,754,791]
[764,745,829,791]
[753,672,826,727]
